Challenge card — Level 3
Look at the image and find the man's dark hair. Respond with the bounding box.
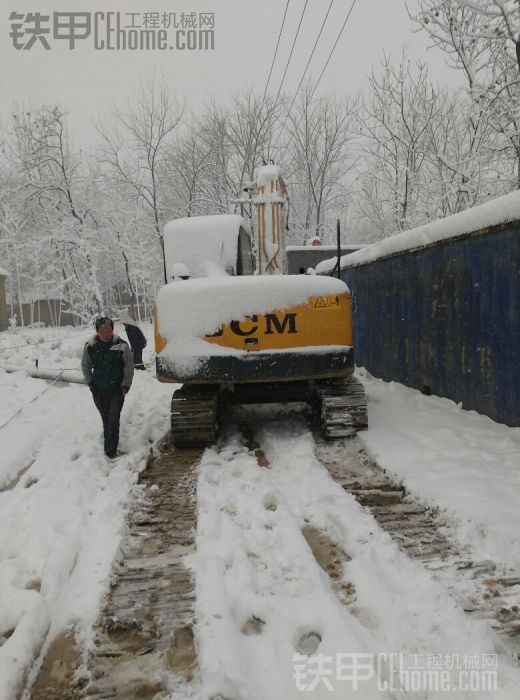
[95,317,114,330]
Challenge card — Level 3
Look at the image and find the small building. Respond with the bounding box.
[286,244,366,275]
[0,267,8,331]
[17,298,76,327]
[5,278,80,327]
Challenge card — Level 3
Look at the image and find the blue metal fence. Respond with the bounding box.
[337,223,520,426]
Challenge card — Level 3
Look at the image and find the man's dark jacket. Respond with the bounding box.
[81,334,134,392]
[124,324,147,352]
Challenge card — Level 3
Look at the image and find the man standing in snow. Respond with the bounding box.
[81,317,134,459]
[120,312,147,370]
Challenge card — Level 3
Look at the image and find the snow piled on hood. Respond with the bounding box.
[156,275,348,367]
[316,190,520,273]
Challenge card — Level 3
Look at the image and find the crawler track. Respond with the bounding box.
[170,385,220,447]
[316,437,520,662]
[83,444,202,698]
[315,377,368,437]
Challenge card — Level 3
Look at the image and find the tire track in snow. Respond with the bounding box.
[315,436,520,664]
[252,412,520,697]
[0,458,35,493]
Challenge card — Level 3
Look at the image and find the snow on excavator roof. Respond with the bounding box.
[164,214,250,279]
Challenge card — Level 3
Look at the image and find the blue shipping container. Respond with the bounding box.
[339,223,520,426]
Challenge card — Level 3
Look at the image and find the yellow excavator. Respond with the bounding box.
[154,164,367,446]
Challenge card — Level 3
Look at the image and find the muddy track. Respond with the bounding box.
[315,437,520,662]
[28,443,204,700]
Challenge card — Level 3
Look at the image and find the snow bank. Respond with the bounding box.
[0,323,155,375]
[0,327,94,488]
[163,214,249,279]
[156,275,348,367]
[316,190,520,272]
[359,372,520,572]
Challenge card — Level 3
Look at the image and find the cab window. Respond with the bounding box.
[237,227,254,276]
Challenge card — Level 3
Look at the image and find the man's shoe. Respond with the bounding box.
[105,451,117,459]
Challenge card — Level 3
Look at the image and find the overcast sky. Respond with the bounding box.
[1,0,462,145]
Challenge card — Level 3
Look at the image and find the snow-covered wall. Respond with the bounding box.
[317,191,520,273]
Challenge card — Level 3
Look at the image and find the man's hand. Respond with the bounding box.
[121,387,129,396]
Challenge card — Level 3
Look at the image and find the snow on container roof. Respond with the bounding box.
[157,274,348,366]
[163,214,250,279]
[287,245,366,252]
[316,190,520,273]
[0,266,8,277]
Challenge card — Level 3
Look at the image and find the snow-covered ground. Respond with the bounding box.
[358,371,520,573]
[1,326,520,699]
[192,411,520,699]
[0,324,173,699]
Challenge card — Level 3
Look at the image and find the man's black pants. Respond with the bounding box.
[91,387,125,457]
[132,348,145,370]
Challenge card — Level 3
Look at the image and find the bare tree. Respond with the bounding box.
[2,106,106,322]
[165,123,213,218]
[413,0,520,188]
[283,84,357,242]
[97,75,184,281]
[191,92,282,232]
[0,173,33,325]
[358,57,447,234]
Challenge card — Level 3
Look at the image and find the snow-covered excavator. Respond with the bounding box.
[154,164,367,446]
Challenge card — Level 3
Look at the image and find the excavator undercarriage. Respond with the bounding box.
[170,377,368,447]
